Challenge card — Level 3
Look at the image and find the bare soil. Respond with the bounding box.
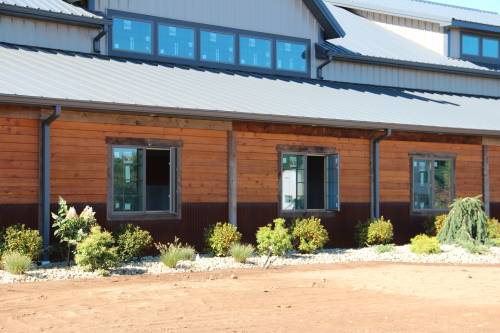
[0,262,499,333]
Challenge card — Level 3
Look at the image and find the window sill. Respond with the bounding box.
[410,209,449,216]
[279,209,339,218]
[108,211,180,221]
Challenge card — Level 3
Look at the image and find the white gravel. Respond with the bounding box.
[1,245,499,284]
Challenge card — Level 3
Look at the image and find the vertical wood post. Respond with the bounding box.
[483,144,490,216]
[228,130,237,226]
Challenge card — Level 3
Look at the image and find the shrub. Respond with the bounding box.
[256,218,292,256]
[487,218,500,240]
[75,226,119,272]
[4,224,42,261]
[460,241,490,255]
[229,243,254,263]
[1,252,31,275]
[410,235,441,255]
[354,220,370,248]
[375,244,395,253]
[205,222,241,257]
[434,214,448,236]
[366,217,393,246]
[156,238,195,268]
[438,196,488,245]
[291,217,329,254]
[115,224,153,262]
[0,228,5,259]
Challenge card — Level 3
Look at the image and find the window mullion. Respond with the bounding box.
[304,155,308,210]
[430,159,435,211]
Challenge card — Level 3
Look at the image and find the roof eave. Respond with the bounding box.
[0,3,109,28]
[318,44,500,80]
[303,0,346,38]
[450,19,500,34]
[0,94,496,137]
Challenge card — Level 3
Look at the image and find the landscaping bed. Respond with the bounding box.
[2,244,499,284]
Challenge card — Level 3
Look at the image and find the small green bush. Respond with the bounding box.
[434,214,448,236]
[75,226,119,272]
[2,252,31,275]
[460,241,490,255]
[410,235,441,255]
[487,218,500,240]
[256,218,292,256]
[4,224,42,261]
[375,244,395,253]
[354,220,370,248]
[205,222,241,257]
[115,224,153,262]
[157,238,195,268]
[366,217,393,246]
[229,243,254,263]
[291,217,329,254]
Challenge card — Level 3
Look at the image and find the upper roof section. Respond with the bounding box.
[0,0,100,18]
[326,0,500,27]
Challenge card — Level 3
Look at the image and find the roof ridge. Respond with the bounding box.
[411,0,498,15]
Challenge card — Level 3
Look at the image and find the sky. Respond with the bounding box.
[433,0,500,13]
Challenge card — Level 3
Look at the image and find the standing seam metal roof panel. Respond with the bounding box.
[0,43,500,135]
[0,0,101,18]
[325,0,500,27]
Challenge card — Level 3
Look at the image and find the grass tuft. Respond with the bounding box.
[229,243,255,263]
[2,252,31,275]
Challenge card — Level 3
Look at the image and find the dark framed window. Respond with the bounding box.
[108,10,310,78]
[107,138,181,220]
[279,147,339,212]
[112,17,152,54]
[276,40,308,73]
[461,32,500,63]
[200,30,235,64]
[411,154,455,213]
[239,36,272,68]
[158,24,195,59]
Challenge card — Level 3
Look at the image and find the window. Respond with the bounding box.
[108,10,310,77]
[412,156,454,212]
[276,41,308,73]
[112,18,152,54]
[462,34,480,56]
[158,24,195,59]
[239,36,272,68]
[111,143,178,218]
[482,38,499,59]
[200,30,235,64]
[281,152,339,211]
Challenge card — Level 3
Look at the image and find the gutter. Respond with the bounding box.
[40,105,61,263]
[327,52,500,80]
[0,94,498,137]
[370,129,392,219]
[317,55,333,80]
[0,3,110,28]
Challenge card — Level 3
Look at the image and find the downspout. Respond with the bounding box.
[483,145,490,216]
[370,129,392,219]
[316,55,333,80]
[40,105,61,263]
[93,24,107,54]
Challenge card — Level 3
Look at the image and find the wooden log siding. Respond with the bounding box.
[50,118,230,204]
[0,116,40,204]
[235,131,371,204]
[379,140,483,203]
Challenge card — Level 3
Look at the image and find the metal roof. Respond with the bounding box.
[0,0,100,18]
[322,5,497,73]
[325,0,500,27]
[1,43,500,136]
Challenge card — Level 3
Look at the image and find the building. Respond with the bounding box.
[1,0,500,258]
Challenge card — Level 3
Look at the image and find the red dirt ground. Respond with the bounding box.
[0,262,499,332]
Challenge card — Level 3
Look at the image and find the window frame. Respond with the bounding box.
[111,16,154,55]
[277,145,340,216]
[410,153,456,215]
[107,10,311,78]
[460,31,500,65]
[106,137,182,221]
